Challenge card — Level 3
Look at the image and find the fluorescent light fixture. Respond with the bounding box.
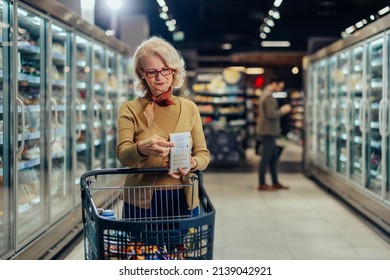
[355,20,365,28]
[272,91,287,98]
[156,0,166,7]
[159,12,169,19]
[263,26,271,33]
[229,66,246,72]
[173,31,184,41]
[265,18,275,27]
[246,67,264,75]
[260,32,267,39]
[345,25,356,34]
[273,0,283,8]
[261,41,291,47]
[221,43,232,50]
[271,10,280,19]
[378,6,390,15]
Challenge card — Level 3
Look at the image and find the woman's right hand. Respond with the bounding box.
[280,104,292,115]
[137,135,174,158]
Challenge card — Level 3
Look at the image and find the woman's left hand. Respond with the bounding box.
[167,157,197,179]
[168,167,189,179]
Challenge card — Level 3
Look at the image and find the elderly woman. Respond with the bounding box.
[116,36,210,220]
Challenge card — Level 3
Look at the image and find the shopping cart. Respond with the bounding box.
[80,167,215,260]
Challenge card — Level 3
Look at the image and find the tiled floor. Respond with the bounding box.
[63,142,390,260]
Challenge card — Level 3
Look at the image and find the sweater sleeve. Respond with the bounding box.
[116,102,145,167]
[190,103,211,171]
[263,95,283,120]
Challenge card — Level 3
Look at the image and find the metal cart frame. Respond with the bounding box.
[80,168,215,260]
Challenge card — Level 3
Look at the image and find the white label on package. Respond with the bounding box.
[169,132,191,172]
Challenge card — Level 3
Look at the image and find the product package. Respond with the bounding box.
[169,132,191,172]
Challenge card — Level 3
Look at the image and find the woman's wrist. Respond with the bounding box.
[191,158,198,170]
[137,141,147,156]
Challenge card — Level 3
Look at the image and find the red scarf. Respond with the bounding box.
[144,88,175,126]
[146,88,175,106]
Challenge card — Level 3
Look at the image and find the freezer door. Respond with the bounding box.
[385,32,390,203]
[72,35,91,205]
[48,22,72,221]
[349,45,364,184]
[0,0,12,259]
[327,55,337,170]
[314,59,329,166]
[335,51,350,175]
[364,36,384,197]
[91,44,106,169]
[106,50,117,168]
[15,6,47,247]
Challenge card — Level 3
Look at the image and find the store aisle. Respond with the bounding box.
[62,142,390,260]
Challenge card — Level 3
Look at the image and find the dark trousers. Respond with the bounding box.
[258,135,279,185]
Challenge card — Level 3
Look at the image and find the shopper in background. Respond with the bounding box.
[256,76,292,191]
[116,36,210,219]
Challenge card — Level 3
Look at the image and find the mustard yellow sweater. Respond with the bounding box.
[116,95,210,209]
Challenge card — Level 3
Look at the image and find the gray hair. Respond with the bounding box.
[133,36,186,94]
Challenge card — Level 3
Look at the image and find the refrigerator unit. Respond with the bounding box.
[305,14,390,234]
[0,0,131,260]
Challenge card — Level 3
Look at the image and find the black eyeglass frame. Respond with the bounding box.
[142,68,175,78]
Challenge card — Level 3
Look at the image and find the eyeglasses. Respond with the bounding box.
[143,68,175,78]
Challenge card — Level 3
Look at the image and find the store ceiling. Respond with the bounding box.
[95,0,389,67]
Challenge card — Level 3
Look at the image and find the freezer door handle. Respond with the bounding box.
[74,98,82,139]
[50,98,59,144]
[16,97,25,156]
[379,98,389,136]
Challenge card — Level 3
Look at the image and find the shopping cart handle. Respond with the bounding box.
[81,167,202,180]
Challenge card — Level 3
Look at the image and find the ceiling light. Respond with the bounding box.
[156,0,166,7]
[261,41,291,47]
[263,26,271,33]
[273,0,283,8]
[378,6,390,15]
[292,67,299,74]
[265,18,275,27]
[246,67,264,75]
[229,66,246,72]
[173,31,184,41]
[221,43,232,50]
[355,20,365,29]
[345,25,356,34]
[260,32,267,39]
[159,12,168,19]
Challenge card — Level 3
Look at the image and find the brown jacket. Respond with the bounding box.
[256,87,284,136]
[116,95,210,209]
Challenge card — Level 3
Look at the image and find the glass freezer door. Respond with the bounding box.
[315,59,328,165]
[349,45,364,184]
[327,56,337,170]
[306,65,315,159]
[385,32,390,203]
[0,0,12,258]
[106,50,117,168]
[15,7,46,245]
[335,51,349,175]
[365,37,383,196]
[92,44,105,169]
[49,23,71,221]
[73,35,91,204]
